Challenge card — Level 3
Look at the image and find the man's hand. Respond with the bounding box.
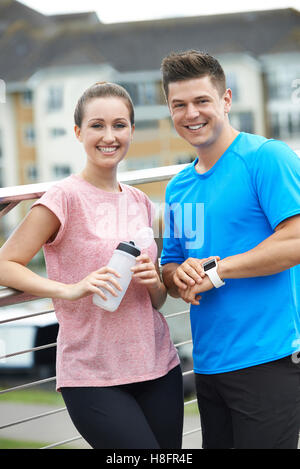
[173,256,220,290]
[179,275,214,306]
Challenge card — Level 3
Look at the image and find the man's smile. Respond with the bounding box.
[185,123,208,131]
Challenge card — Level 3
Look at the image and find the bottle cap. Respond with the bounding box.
[116,241,141,257]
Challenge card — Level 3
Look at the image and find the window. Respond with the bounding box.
[49,128,67,138]
[267,66,300,101]
[23,90,33,106]
[137,82,157,106]
[26,164,38,182]
[47,86,63,112]
[118,81,164,106]
[52,165,71,179]
[135,120,159,130]
[226,72,239,102]
[230,112,254,134]
[269,111,300,140]
[24,125,35,146]
[123,156,161,171]
[270,112,280,139]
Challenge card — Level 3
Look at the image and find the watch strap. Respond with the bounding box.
[206,268,225,288]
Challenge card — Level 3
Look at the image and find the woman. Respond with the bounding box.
[0,82,183,449]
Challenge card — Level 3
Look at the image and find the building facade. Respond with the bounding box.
[0,1,299,233]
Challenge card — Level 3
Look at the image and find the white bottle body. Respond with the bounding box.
[93,250,137,312]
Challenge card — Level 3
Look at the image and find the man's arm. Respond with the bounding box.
[162,256,218,298]
[163,215,300,303]
[218,214,300,280]
[162,263,181,298]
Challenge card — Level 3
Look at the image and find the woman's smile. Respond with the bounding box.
[96,145,119,155]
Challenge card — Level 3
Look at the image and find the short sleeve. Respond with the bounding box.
[160,182,185,266]
[253,141,300,230]
[31,185,69,246]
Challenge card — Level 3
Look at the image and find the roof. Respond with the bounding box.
[96,8,300,71]
[0,1,299,84]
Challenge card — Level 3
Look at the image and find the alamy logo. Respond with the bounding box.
[94,200,205,250]
[0,79,6,104]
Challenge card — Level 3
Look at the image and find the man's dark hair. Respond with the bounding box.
[161,50,226,99]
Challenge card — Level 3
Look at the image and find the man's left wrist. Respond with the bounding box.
[217,259,227,282]
[202,258,225,288]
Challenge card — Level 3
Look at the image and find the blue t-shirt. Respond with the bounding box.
[161,132,300,374]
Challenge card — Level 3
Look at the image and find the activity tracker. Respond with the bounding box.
[202,258,225,288]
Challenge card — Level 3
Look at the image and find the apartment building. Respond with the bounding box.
[262,52,300,150]
[0,1,299,232]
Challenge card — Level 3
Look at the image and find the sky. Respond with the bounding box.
[19,0,300,23]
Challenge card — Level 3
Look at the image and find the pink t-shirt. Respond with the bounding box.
[32,175,179,390]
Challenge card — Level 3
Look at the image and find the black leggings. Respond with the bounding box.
[61,365,184,449]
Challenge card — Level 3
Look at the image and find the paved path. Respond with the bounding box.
[0,402,202,449]
[2,402,298,449]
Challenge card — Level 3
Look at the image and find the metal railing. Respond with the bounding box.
[0,163,200,449]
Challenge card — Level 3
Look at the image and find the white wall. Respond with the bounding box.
[0,94,18,187]
[0,93,20,232]
[221,54,266,136]
[260,52,300,150]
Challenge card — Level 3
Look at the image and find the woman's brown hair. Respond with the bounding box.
[74,82,135,127]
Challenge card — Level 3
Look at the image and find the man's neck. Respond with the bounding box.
[195,127,240,174]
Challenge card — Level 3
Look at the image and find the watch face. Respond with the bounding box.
[203,259,217,271]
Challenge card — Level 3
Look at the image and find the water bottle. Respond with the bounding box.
[93,241,141,312]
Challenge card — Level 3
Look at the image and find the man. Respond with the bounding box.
[160,50,300,449]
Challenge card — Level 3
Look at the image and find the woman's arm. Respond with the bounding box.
[0,205,122,301]
[131,254,167,310]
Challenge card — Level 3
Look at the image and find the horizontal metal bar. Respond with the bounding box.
[0,342,56,361]
[0,376,56,395]
[0,407,67,431]
[184,398,197,407]
[0,164,189,218]
[0,308,55,325]
[42,427,202,450]
[174,339,192,348]
[182,369,194,377]
[0,371,193,397]
[164,310,189,319]
[0,288,42,307]
[40,436,83,450]
[183,427,201,437]
[0,201,19,217]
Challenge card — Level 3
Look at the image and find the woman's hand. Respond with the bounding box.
[131,254,167,309]
[62,266,122,301]
[131,254,160,289]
